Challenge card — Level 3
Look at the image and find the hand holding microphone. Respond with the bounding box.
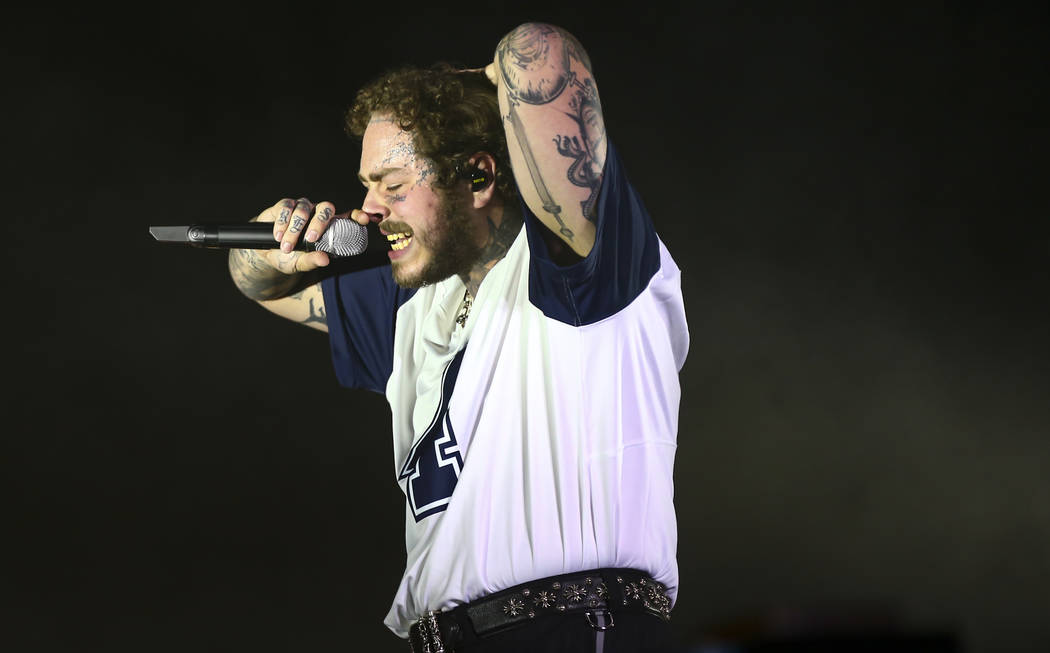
[150,198,382,275]
[254,198,369,274]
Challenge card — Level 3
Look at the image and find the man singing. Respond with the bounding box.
[227,22,689,652]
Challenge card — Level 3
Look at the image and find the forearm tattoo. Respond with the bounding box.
[291,289,327,327]
[497,24,606,226]
[228,248,296,301]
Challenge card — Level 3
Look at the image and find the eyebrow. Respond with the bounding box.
[357,166,407,184]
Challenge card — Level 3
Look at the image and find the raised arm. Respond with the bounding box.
[492,23,607,258]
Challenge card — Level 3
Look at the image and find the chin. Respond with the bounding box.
[391,247,468,289]
[391,261,437,289]
[391,266,423,289]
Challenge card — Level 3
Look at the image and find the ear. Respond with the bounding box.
[466,151,499,209]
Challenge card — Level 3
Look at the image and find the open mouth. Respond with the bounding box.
[387,231,413,251]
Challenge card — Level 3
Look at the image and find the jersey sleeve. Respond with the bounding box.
[320,266,417,393]
[522,140,661,326]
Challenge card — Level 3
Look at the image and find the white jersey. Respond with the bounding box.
[321,142,689,638]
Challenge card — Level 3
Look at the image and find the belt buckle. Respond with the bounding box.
[414,610,445,653]
[586,609,615,631]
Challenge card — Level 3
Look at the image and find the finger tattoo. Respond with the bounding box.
[290,217,306,233]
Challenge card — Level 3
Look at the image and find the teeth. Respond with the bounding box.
[385,231,413,251]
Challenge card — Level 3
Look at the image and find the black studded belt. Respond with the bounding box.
[408,568,672,652]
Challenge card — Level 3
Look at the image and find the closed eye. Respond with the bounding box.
[386,184,403,192]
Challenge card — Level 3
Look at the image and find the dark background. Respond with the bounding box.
[6,3,1047,652]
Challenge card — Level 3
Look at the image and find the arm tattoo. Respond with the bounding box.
[228,248,296,301]
[498,23,606,226]
[554,76,604,220]
[497,23,595,106]
[497,23,571,104]
[292,290,327,327]
[506,102,573,239]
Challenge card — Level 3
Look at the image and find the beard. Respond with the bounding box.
[391,190,482,289]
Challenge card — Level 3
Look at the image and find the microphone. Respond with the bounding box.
[149,218,380,258]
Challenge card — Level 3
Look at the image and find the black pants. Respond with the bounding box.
[446,611,675,653]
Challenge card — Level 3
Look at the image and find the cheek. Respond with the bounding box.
[395,190,443,229]
[391,169,438,206]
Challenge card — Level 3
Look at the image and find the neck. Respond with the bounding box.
[459,200,524,298]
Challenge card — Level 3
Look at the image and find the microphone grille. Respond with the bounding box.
[315,218,368,257]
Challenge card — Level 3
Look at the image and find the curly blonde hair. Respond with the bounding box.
[346,63,517,202]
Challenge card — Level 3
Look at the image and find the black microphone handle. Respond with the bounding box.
[187,222,320,251]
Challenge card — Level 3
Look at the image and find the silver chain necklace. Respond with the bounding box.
[455,289,473,327]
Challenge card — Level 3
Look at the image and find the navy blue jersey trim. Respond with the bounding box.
[397,347,466,521]
[523,140,661,326]
[321,266,418,393]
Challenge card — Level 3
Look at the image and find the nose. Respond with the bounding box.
[361,186,391,221]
